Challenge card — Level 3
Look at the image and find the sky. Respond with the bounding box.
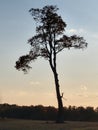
[0,0,98,108]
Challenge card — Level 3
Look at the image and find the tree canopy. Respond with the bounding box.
[15,5,87,73]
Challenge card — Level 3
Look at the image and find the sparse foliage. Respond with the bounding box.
[15,5,87,123]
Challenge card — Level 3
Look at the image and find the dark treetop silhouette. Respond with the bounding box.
[15,5,87,123]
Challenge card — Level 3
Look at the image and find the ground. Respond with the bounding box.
[0,119,98,130]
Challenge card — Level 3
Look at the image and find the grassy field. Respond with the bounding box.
[0,119,98,130]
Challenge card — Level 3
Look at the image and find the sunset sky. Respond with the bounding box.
[0,0,98,108]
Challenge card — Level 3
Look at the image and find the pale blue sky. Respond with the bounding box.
[0,0,98,107]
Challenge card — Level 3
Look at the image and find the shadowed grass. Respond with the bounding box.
[0,119,98,130]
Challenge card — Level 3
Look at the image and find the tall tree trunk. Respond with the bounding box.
[49,42,64,123]
[53,70,64,123]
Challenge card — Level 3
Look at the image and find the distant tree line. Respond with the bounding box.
[0,104,98,121]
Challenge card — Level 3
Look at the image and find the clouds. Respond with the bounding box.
[92,34,98,40]
[30,81,40,86]
[1,89,57,106]
[62,84,98,107]
[67,29,77,34]
[78,85,88,98]
[66,28,98,42]
[66,28,87,36]
[1,0,98,108]
[80,85,87,91]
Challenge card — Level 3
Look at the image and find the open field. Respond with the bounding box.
[0,119,98,130]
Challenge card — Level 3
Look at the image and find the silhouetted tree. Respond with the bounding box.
[15,5,87,123]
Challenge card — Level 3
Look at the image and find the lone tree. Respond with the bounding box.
[15,5,87,123]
